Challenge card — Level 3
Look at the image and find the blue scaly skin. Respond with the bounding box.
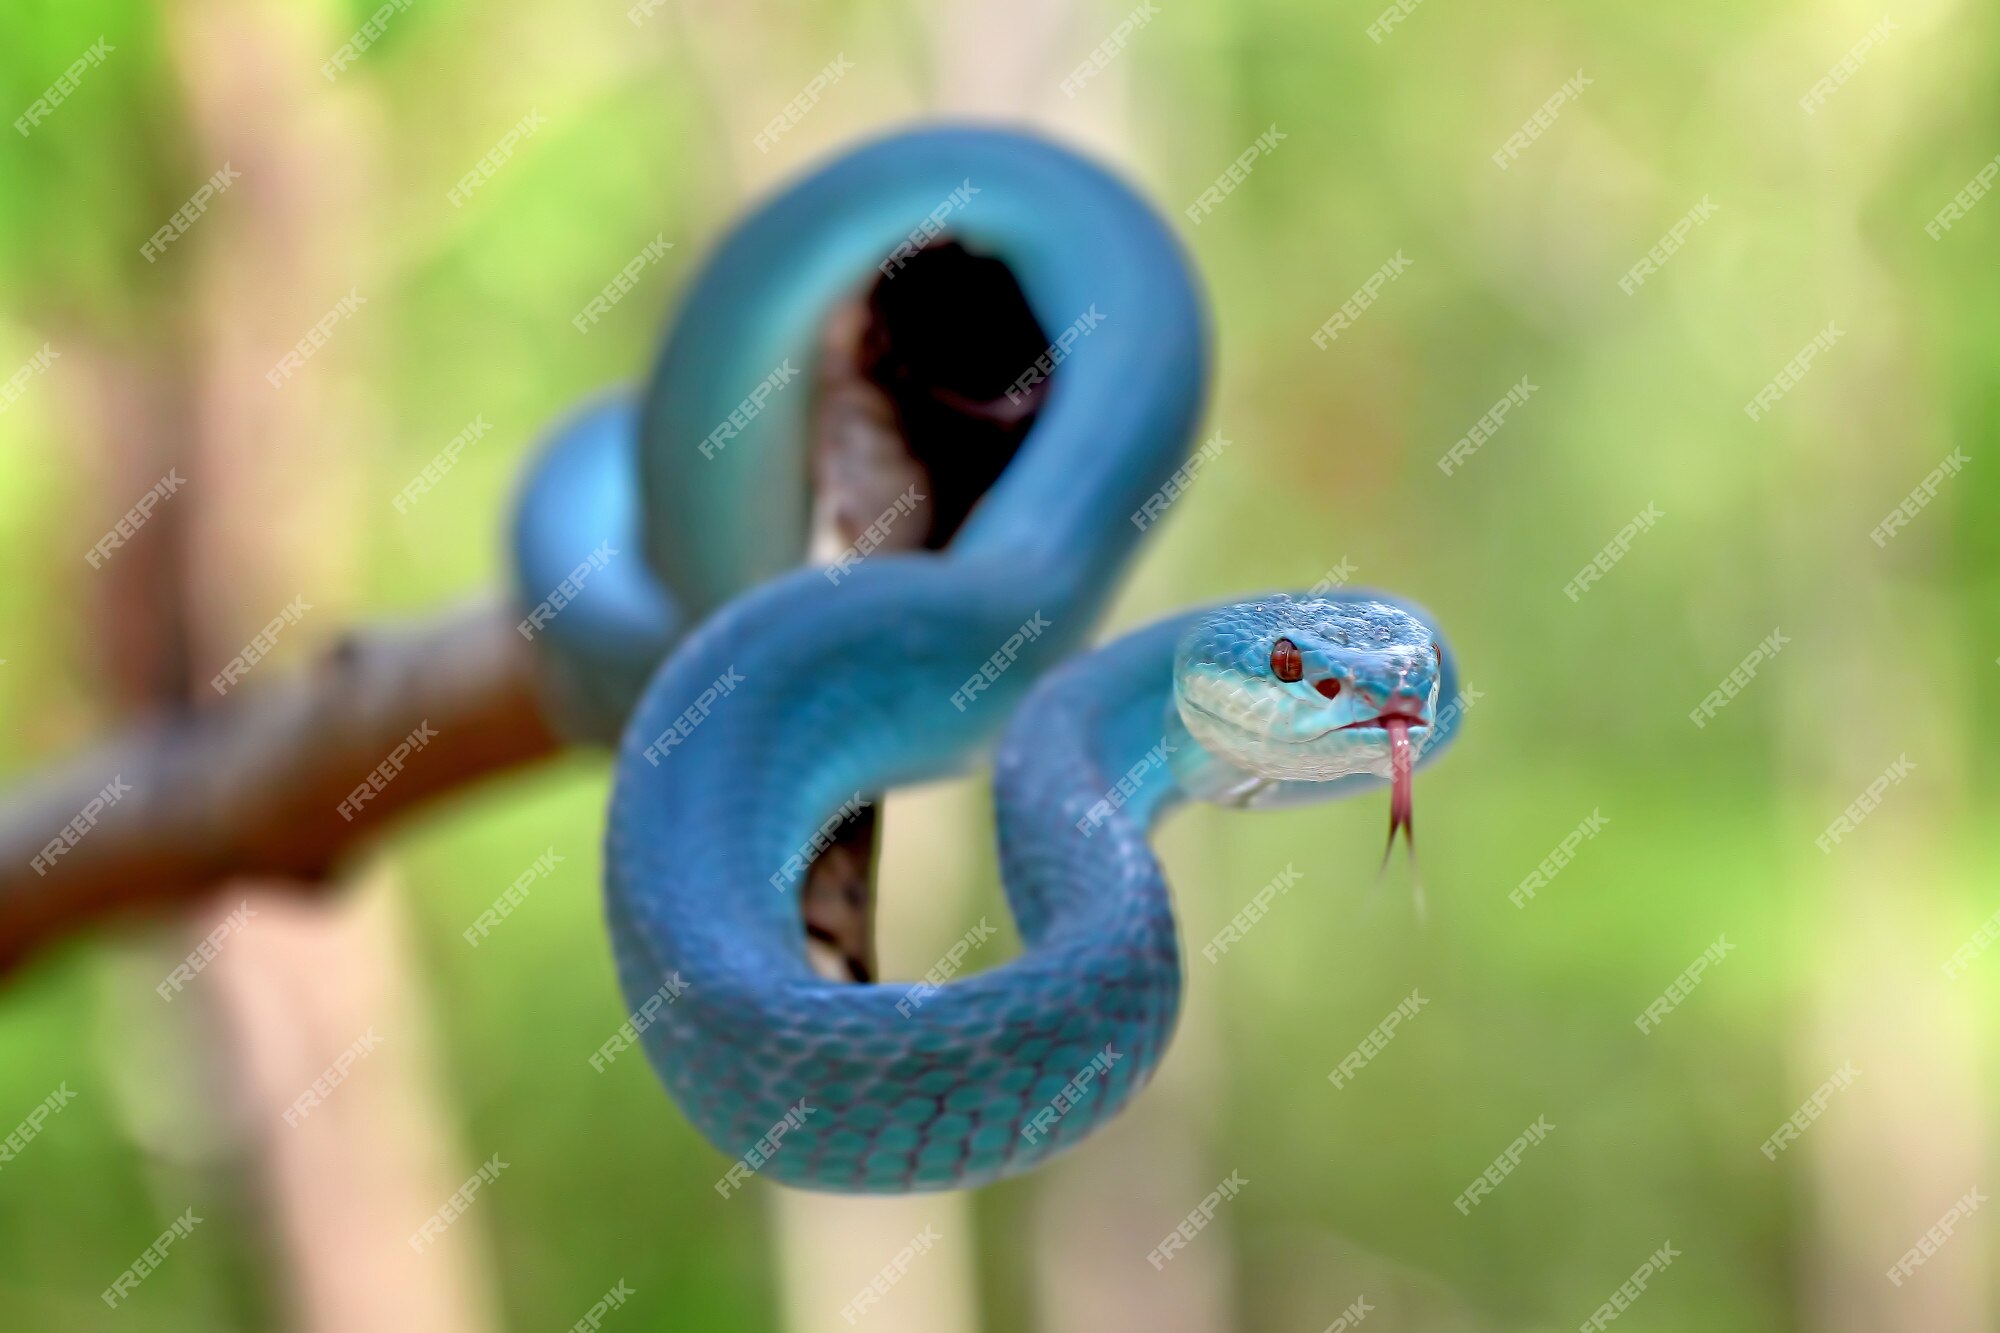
[610,591,1458,1193]
[509,127,1462,1191]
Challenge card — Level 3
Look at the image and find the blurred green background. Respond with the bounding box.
[2,0,1997,1329]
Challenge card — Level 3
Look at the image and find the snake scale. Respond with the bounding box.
[510,126,1461,1192]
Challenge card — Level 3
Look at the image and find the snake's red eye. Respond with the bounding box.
[1314,677,1340,700]
[1270,638,1302,683]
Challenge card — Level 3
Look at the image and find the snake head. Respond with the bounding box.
[1172,594,1443,785]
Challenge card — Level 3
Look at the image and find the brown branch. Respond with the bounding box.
[0,595,560,972]
[0,241,1052,982]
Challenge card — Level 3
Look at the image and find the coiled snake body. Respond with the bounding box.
[511,127,1461,1192]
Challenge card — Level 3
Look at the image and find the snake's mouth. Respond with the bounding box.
[1337,709,1430,732]
[1177,694,1434,764]
[1179,695,1433,750]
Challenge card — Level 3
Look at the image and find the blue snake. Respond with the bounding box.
[509,127,1461,1192]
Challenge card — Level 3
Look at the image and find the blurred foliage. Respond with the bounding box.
[2,0,1998,1329]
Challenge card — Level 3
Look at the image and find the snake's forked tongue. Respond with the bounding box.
[1378,717,1423,916]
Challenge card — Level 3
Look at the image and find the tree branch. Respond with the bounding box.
[0,595,560,972]
[0,240,1051,981]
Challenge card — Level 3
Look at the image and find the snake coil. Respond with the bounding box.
[511,126,1458,1192]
